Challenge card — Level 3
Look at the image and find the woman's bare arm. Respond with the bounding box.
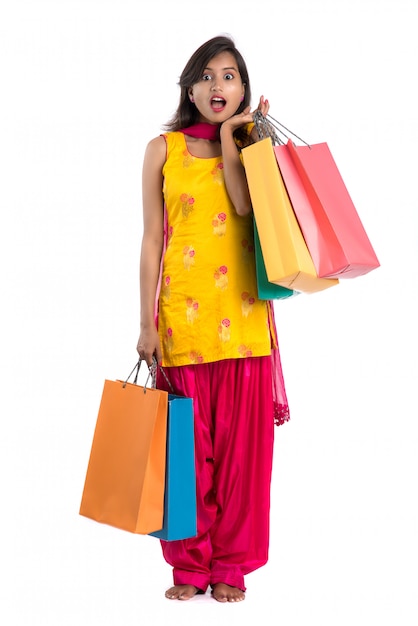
[137,135,166,365]
[219,96,269,217]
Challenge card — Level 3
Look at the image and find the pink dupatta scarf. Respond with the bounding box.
[179,122,220,141]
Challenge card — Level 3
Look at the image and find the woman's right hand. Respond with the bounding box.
[136,324,162,367]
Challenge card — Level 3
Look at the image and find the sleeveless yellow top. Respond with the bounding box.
[158,131,273,367]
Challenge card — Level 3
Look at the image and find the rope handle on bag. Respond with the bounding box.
[123,358,174,394]
[253,110,311,148]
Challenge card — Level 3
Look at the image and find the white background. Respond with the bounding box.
[1,0,417,624]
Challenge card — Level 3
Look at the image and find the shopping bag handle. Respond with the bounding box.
[149,356,175,393]
[123,358,174,393]
[253,110,310,148]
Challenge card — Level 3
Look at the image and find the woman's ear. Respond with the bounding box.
[188,88,194,103]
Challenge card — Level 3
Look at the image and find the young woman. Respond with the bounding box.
[137,35,289,603]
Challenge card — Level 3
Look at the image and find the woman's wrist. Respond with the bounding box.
[140,318,156,330]
[220,122,235,138]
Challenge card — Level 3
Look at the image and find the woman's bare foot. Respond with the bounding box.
[211,583,245,603]
[165,584,200,600]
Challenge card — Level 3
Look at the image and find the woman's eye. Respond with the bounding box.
[202,74,212,81]
[224,73,234,80]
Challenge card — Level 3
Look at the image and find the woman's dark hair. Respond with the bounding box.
[164,35,252,145]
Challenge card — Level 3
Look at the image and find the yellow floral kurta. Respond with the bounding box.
[158,131,272,367]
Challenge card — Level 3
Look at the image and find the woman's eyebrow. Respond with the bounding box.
[203,66,238,72]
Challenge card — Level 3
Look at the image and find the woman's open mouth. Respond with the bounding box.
[210,96,227,111]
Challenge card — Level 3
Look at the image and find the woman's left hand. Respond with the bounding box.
[221,95,270,132]
[255,95,269,117]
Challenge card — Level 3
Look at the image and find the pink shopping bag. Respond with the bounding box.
[276,140,380,279]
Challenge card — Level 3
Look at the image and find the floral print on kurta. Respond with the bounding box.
[158,131,272,367]
[183,246,195,270]
[212,212,227,236]
[180,193,195,218]
[214,266,228,290]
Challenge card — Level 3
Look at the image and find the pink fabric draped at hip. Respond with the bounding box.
[156,355,275,592]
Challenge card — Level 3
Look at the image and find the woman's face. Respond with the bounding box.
[188,51,245,124]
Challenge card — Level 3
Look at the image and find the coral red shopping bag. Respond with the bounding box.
[276,140,380,279]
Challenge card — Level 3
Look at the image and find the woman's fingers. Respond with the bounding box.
[256,95,269,116]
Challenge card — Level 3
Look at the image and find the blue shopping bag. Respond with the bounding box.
[150,394,197,541]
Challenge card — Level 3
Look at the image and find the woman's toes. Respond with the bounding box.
[165,584,199,600]
[212,583,245,603]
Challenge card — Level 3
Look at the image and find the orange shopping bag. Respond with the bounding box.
[242,136,338,294]
[79,362,168,534]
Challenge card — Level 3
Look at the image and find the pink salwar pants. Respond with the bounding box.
[156,356,275,592]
